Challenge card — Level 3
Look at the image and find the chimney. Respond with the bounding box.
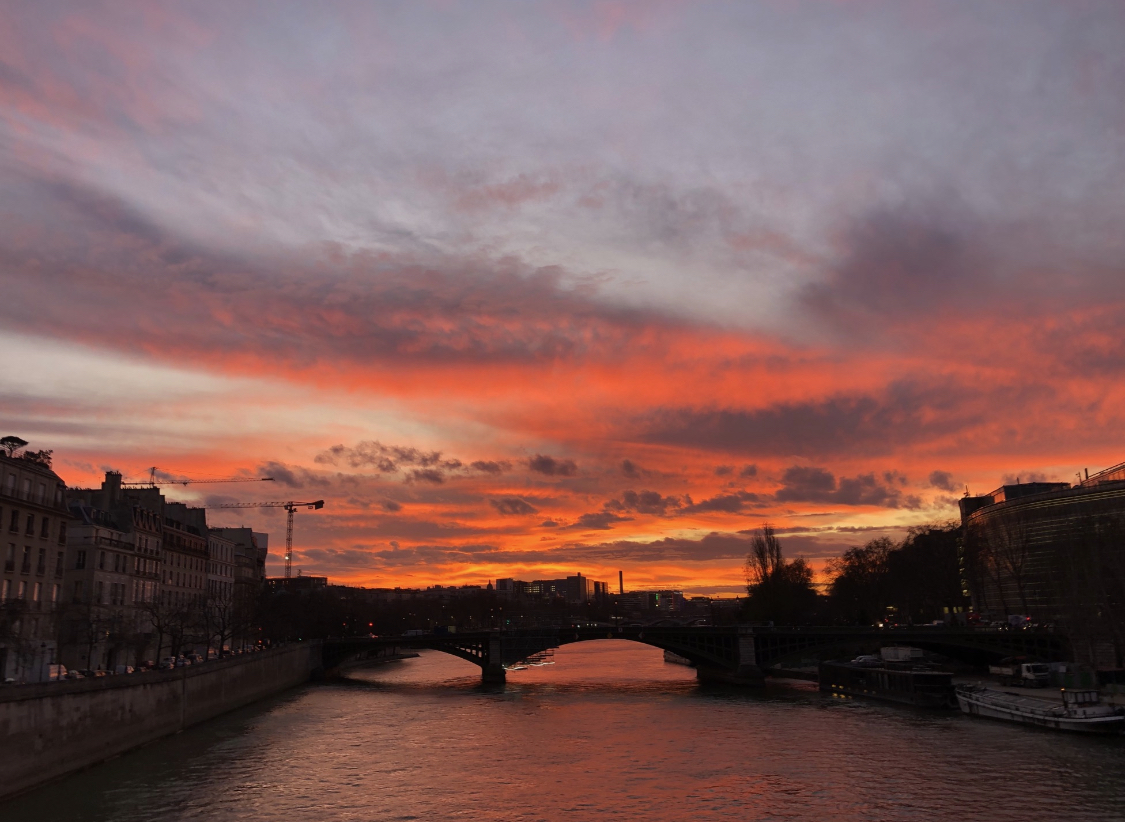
[1086,468,1090,481]
[619,570,624,595]
[103,471,122,508]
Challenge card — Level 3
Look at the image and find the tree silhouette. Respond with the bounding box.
[0,436,28,458]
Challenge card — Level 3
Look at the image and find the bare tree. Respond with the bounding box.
[744,524,784,591]
[991,508,1034,615]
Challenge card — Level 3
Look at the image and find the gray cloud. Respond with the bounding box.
[490,497,539,516]
[568,512,633,531]
[471,460,511,475]
[604,489,683,517]
[315,441,455,472]
[682,491,761,515]
[928,470,957,492]
[257,460,302,488]
[639,380,988,457]
[405,468,445,485]
[775,466,920,509]
[528,454,578,477]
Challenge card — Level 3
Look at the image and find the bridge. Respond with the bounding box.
[321,625,1071,684]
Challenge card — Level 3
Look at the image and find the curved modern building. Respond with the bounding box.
[960,462,1125,668]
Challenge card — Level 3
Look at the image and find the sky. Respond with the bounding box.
[2,0,1125,595]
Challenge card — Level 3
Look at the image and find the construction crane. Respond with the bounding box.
[214,500,325,579]
[122,466,275,488]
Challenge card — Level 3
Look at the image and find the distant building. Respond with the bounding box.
[495,573,608,604]
[266,575,328,594]
[210,527,268,591]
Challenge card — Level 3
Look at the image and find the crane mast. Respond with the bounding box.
[214,499,325,578]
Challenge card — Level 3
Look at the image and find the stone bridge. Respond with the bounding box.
[322,625,1071,684]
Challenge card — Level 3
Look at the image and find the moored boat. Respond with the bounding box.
[956,684,1125,734]
[819,659,957,708]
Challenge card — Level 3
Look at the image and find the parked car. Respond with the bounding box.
[114,665,135,675]
[159,656,177,670]
[65,670,85,680]
[186,653,204,664]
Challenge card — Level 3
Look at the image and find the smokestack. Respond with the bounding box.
[619,570,624,595]
[1086,468,1090,481]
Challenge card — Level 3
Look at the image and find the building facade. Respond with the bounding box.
[961,464,1125,668]
[0,453,69,682]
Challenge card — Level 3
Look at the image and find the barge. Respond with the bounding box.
[956,685,1125,734]
[819,658,957,708]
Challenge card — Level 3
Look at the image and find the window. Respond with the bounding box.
[95,580,104,604]
[72,581,82,602]
[75,550,86,570]
[21,478,30,500]
[8,509,18,532]
[40,517,49,539]
[24,514,34,536]
[4,474,13,495]
[17,580,26,599]
[4,543,13,572]
[57,520,66,545]
[51,583,59,603]
[55,551,64,578]
[21,546,30,574]
[32,582,41,602]
[54,486,62,505]
[0,579,8,601]
[36,548,45,575]
[99,551,106,570]
[36,483,45,504]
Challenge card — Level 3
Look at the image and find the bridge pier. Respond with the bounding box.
[481,635,506,683]
[481,662,506,684]
[694,631,764,685]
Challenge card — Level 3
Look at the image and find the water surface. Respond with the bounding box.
[4,640,1124,821]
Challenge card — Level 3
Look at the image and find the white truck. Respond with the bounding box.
[989,661,1050,687]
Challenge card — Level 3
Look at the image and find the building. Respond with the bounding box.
[495,574,608,604]
[162,502,208,613]
[961,462,1125,668]
[64,472,165,667]
[0,451,69,682]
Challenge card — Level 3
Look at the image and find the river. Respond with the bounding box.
[3,640,1124,821]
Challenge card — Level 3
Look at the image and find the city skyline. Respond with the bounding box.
[4,1,1125,594]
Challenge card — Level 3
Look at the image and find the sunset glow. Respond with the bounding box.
[4,1,1124,594]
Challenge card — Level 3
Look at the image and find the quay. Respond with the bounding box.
[0,643,321,801]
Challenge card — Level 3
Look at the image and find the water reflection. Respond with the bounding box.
[4,641,1124,822]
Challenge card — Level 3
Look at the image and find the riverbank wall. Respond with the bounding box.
[0,642,321,800]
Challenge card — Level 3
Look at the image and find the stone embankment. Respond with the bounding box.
[0,642,321,800]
